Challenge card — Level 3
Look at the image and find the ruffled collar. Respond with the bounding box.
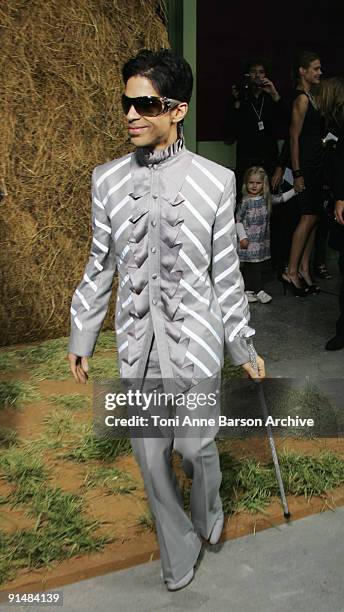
[136,137,185,167]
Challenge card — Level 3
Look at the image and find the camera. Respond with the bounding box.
[233,74,266,101]
[252,78,265,87]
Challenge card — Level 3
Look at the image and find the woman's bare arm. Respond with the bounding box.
[290,94,308,192]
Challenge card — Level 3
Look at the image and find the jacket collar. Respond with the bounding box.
[136,136,185,167]
[128,137,188,201]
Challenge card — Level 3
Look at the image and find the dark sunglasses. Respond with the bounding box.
[121,94,182,117]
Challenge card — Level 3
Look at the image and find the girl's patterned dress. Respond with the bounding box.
[236,195,270,262]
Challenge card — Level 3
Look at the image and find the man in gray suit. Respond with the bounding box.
[68,49,265,591]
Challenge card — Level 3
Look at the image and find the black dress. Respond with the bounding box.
[293,90,325,215]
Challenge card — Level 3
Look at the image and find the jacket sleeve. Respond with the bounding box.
[271,188,296,205]
[236,222,248,242]
[211,172,253,365]
[68,168,117,357]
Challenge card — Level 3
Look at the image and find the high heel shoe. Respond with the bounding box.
[281,273,310,297]
[298,271,320,294]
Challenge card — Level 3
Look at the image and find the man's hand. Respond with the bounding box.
[68,353,89,384]
[335,200,344,225]
[241,354,265,379]
[239,238,249,249]
[261,78,280,101]
[271,167,283,191]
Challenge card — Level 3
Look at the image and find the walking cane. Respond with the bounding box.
[240,327,291,519]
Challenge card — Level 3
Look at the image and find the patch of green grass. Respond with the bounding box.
[0,352,19,373]
[48,393,91,411]
[0,381,41,410]
[0,428,18,448]
[0,534,15,584]
[9,333,117,381]
[42,409,76,437]
[16,338,68,365]
[282,451,344,499]
[0,478,112,586]
[14,337,73,381]
[22,436,65,453]
[62,425,132,462]
[27,349,118,382]
[137,508,156,532]
[84,466,137,495]
[28,357,70,382]
[218,449,344,515]
[96,331,117,351]
[88,355,119,380]
[233,459,278,513]
[0,447,48,484]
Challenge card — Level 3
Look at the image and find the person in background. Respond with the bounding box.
[282,51,325,296]
[226,57,287,199]
[236,166,295,303]
[316,77,344,350]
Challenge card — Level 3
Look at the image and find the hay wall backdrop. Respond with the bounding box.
[0,0,168,346]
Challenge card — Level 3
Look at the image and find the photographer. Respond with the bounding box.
[226,58,287,198]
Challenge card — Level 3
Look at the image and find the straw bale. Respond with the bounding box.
[0,0,168,345]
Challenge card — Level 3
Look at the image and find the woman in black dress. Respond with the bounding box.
[282,51,325,296]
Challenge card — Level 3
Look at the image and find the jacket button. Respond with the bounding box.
[151,220,157,227]
[152,298,157,305]
[152,273,157,279]
[152,194,158,199]
[151,246,156,253]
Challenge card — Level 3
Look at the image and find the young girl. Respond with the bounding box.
[236,166,295,303]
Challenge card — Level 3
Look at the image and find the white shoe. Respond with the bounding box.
[245,291,258,303]
[165,567,194,591]
[256,290,272,304]
[209,512,224,545]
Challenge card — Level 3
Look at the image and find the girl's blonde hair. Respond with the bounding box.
[242,166,271,212]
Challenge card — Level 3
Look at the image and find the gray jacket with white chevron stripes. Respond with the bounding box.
[68,138,254,380]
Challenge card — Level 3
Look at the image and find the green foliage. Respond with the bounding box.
[0,447,48,484]
[84,466,137,495]
[0,428,18,448]
[0,480,112,585]
[218,449,344,515]
[0,352,19,373]
[137,509,156,532]
[281,451,344,499]
[0,381,41,410]
[0,332,118,381]
[63,424,132,462]
[43,409,76,437]
[48,393,91,411]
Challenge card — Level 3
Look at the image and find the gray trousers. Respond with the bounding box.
[130,339,223,583]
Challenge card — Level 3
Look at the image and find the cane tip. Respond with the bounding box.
[284,512,291,520]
